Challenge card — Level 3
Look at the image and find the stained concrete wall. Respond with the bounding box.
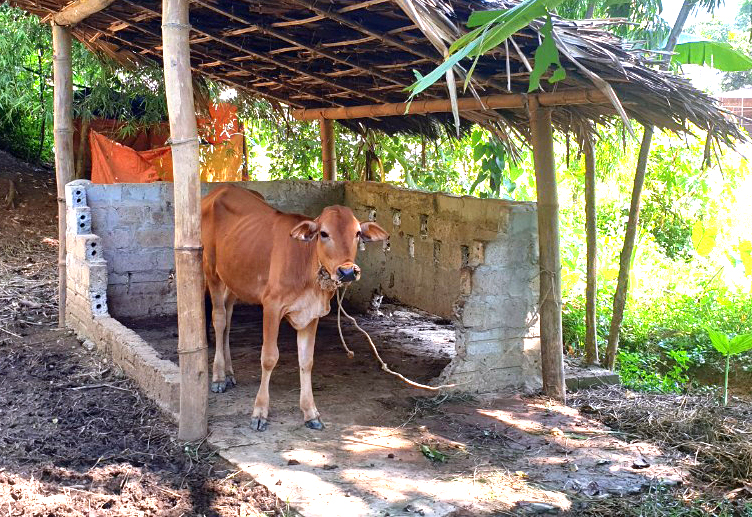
[65,179,541,393]
[344,183,542,391]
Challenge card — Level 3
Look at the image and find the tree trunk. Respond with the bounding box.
[52,25,74,329]
[162,0,209,441]
[604,0,696,369]
[605,126,653,368]
[530,99,566,401]
[583,137,598,364]
[584,0,596,18]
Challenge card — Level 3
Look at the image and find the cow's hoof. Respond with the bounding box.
[305,418,325,430]
[251,416,268,432]
[225,375,237,389]
[211,381,227,393]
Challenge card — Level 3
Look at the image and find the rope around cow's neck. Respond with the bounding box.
[335,285,457,391]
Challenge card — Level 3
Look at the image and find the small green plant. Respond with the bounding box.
[707,329,752,406]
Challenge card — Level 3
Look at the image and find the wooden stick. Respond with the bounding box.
[162,0,208,441]
[583,136,599,365]
[293,89,607,121]
[529,98,566,402]
[320,119,336,180]
[54,0,116,26]
[53,24,75,328]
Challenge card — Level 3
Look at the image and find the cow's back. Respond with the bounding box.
[201,185,315,305]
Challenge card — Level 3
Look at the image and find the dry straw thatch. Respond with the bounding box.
[10,0,747,143]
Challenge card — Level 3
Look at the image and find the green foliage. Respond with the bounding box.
[528,15,567,92]
[617,349,692,393]
[0,4,167,163]
[406,0,565,100]
[672,34,752,72]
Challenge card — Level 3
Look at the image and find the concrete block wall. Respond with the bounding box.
[64,180,181,418]
[344,182,542,392]
[65,179,541,393]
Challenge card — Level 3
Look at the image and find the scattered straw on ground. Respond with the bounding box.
[570,386,752,490]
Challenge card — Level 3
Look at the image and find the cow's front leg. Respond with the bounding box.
[297,318,323,430]
[251,306,281,431]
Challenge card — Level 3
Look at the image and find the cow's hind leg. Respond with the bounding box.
[208,279,230,393]
[251,305,281,431]
[222,289,237,388]
[297,318,323,429]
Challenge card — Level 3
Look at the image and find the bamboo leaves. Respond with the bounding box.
[405,0,565,99]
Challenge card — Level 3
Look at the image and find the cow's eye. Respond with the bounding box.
[320,231,329,239]
[356,231,361,239]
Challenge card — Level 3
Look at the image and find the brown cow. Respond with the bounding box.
[201,185,388,431]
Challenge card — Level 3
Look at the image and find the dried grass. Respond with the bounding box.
[0,234,58,337]
[571,386,752,489]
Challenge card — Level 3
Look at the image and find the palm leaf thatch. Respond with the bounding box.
[9,0,746,145]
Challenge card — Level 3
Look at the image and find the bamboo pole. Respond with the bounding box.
[529,99,565,402]
[583,137,599,365]
[54,0,117,25]
[320,118,336,180]
[53,24,74,328]
[162,0,209,441]
[76,117,90,179]
[292,89,606,121]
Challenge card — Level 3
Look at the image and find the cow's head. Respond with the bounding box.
[290,206,388,283]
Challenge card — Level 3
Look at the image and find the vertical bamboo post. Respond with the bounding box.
[529,98,566,402]
[320,118,336,180]
[76,117,90,179]
[162,0,209,441]
[241,121,249,180]
[583,137,599,364]
[53,24,74,328]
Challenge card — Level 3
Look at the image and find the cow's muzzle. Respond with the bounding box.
[336,263,361,283]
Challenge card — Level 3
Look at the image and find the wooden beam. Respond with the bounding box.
[162,0,208,441]
[529,98,565,402]
[320,118,336,180]
[583,136,598,365]
[54,0,117,25]
[53,24,74,328]
[293,89,607,121]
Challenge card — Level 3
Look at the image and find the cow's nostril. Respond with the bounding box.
[337,266,358,282]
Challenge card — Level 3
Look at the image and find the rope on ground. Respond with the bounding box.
[335,286,457,391]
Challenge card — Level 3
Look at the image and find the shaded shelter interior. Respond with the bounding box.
[65,179,542,394]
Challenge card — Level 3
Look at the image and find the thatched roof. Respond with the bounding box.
[11,0,746,143]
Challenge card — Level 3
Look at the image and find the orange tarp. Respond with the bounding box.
[89,102,244,184]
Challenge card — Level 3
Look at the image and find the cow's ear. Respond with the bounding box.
[360,221,389,242]
[290,220,319,241]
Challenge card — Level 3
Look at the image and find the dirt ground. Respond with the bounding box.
[0,150,286,517]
